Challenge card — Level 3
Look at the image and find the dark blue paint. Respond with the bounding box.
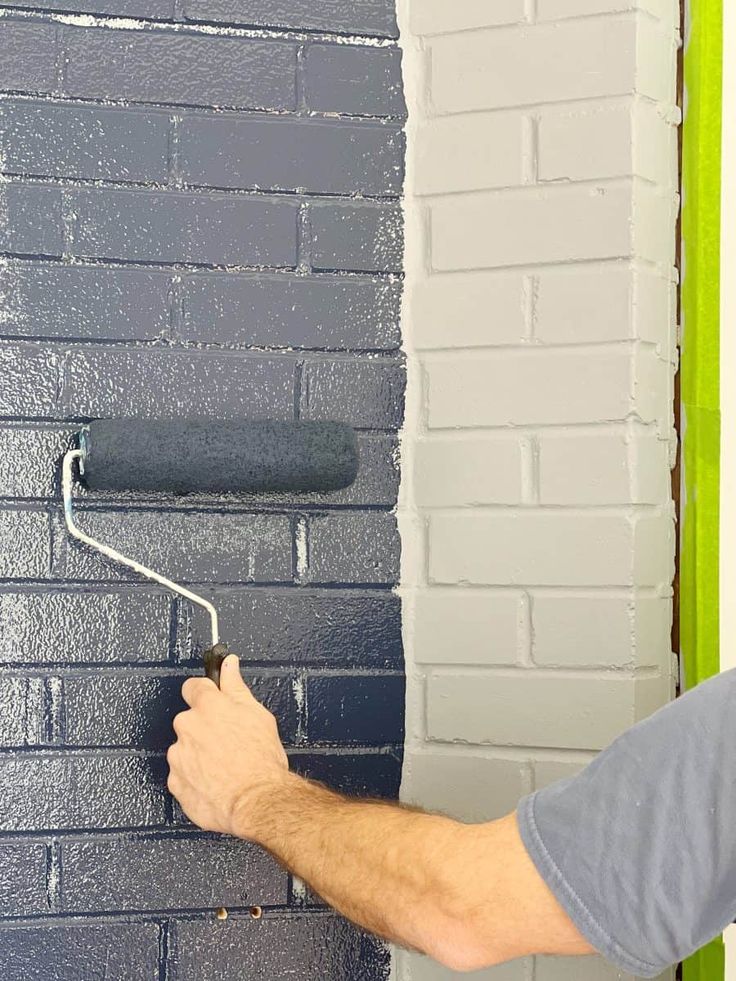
[0,184,63,256]
[0,19,57,93]
[182,0,399,36]
[309,201,405,273]
[306,675,406,746]
[305,45,406,116]
[301,358,407,430]
[290,750,402,799]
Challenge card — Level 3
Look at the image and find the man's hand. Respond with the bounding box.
[166,654,289,838]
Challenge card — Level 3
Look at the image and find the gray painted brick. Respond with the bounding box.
[0,843,48,915]
[0,0,174,14]
[0,184,63,256]
[310,201,404,272]
[0,923,160,981]
[69,187,299,266]
[60,834,287,911]
[535,955,643,980]
[180,272,401,350]
[304,44,405,116]
[169,915,390,981]
[0,427,72,497]
[0,262,171,342]
[301,358,406,429]
[60,349,295,420]
[182,0,398,36]
[0,753,167,831]
[0,345,59,417]
[306,673,405,745]
[56,510,293,584]
[306,512,400,584]
[401,954,531,981]
[0,590,171,664]
[0,19,57,93]
[0,101,170,183]
[63,27,297,110]
[0,676,45,747]
[405,754,530,823]
[0,510,51,579]
[180,115,404,195]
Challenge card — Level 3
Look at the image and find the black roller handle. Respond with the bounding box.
[203,643,229,687]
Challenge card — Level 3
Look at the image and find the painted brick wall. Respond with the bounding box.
[397,2,679,980]
[0,3,405,978]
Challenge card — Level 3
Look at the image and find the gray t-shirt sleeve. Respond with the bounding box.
[516,668,736,978]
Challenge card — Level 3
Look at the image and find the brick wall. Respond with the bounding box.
[397,2,679,980]
[0,3,405,978]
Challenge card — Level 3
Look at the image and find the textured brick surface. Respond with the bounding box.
[310,202,404,273]
[307,512,401,584]
[414,437,524,506]
[411,0,525,34]
[416,115,524,195]
[0,346,59,417]
[0,428,72,497]
[0,677,45,747]
[405,753,529,822]
[291,750,402,799]
[413,591,524,666]
[0,510,50,579]
[306,674,405,745]
[304,45,405,116]
[0,842,48,915]
[0,0,174,13]
[182,0,398,35]
[0,19,57,94]
[0,184,63,256]
[301,359,406,429]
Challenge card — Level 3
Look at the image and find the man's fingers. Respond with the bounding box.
[181,675,218,707]
[219,654,250,695]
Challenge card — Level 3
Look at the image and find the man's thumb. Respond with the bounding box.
[219,654,246,693]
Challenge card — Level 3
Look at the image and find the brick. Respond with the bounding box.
[411,0,525,35]
[61,348,295,420]
[0,262,171,342]
[61,834,286,911]
[63,671,298,749]
[182,0,398,35]
[430,18,672,114]
[430,183,676,271]
[0,184,63,256]
[186,588,403,668]
[310,202,403,273]
[413,273,527,349]
[427,347,668,429]
[427,671,671,750]
[0,19,57,93]
[414,590,524,665]
[0,843,48,915]
[533,758,588,789]
[538,100,676,184]
[69,187,298,267]
[0,510,50,579]
[169,916,390,981]
[532,594,672,669]
[0,923,160,981]
[416,115,524,195]
[304,45,405,117]
[0,590,171,664]
[400,952,531,981]
[56,510,293,584]
[290,750,402,799]
[180,272,402,350]
[0,345,59,417]
[301,358,406,430]
[537,0,676,23]
[0,101,170,183]
[0,753,167,830]
[0,428,72,497]
[429,513,674,587]
[404,753,529,821]
[0,0,174,14]
[0,676,45,747]
[63,27,297,110]
[535,955,641,981]
[414,437,524,506]
[306,512,401,584]
[306,674,404,745]
[180,115,404,196]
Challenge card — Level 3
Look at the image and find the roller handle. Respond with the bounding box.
[203,642,229,687]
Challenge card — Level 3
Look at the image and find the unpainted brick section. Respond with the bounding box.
[60,835,286,911]
[310,201,403,273]
[301,358,406,430]
[306,674,405,745]
[0,184,63,256]
[410,0,525,34]
[304,45,405,117]
[414,437,524,506]
[0,842,48,916]
[182,0,398,36]
[0,19,57,94]
[306,512,401,585]
[0,428,72,498]
[0,346,59,417]
[0,677,45,746]
[416,114,524,195]
[0,510,51,579]
[413,591,525,666]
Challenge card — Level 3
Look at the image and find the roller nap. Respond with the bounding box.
[80,419,360,494]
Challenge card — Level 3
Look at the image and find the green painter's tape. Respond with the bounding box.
[681,0,723,978]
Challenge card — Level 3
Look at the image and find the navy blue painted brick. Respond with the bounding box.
[306,512,401,585]
[0,753,167,831]
[0,262,171,342]
[0,102,170,183]
[182,0,398,36]
[60,348,296,421]
[63,26,298,110]
[0,0,175,14]
[180,115,404,196]
[301,358,406,430]
[306,674,405,746]
[55,510,293,585]
[69,187,299,267]
[310,201,404,273]
[0,590,171,664]
[185,587,403,668]
[0,923,160,981]
[62,671,298,749]
[304,45,405,117]
[169,914,390,980]
[0,346,59,417]
[0,510,51,579]
[0,427,72,498]
[0,184,63,257]
[180,271,401,351]
[290,750,402,799]
[0,677,45,747]
[0,19,57,94]
[0,842,48,915]
[61,834,286,911]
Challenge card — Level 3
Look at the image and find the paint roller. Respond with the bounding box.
[62,419,359,684]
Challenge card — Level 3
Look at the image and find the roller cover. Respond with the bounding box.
[80,419,360,494]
